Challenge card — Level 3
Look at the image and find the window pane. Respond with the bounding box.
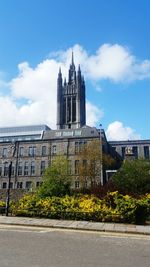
[42,146,46,156]
[29,146,36,157]
[144,146,149,159]
[31,161,35,175]
[4,163,8,176]
[2,182,7,189]
[26,181,32,189]
[2,148,7,158]
[40,161,45,175]
[18,162,23,176]
[24,162,28,176]
[19,147,24,157]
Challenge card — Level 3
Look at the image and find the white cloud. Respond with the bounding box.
[0,49,103,128]
[0,43,149,129]
[86,101,103,127]
[106,121,141,141]
[51,43,150,82]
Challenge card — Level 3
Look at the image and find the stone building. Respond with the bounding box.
[109,139,150,161]
[0,124,107,190]
[0,55,149,190]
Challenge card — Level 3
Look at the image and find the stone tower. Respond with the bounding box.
[57,53,86,129]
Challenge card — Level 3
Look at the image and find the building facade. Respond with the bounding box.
[0,125,107,190]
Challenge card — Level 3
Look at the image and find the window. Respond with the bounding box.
[121,147,126,158]
[40,161,45,175]
[24,162,28,176]
[68,160,72,174]
[29,146,36,157]
[133,146,138,159]
[52,145,57,155]
[83,160,87,170]
[17,182,23,189]
[4,162,8,176]
[31,161,35,175]
[84,180,88,188]
[75,141,87,154]
[36,181,42,187]
[2,148,7,158]
[18,162,23,176]
[72,96,76,122]
[42,146,46,156]
[19,147,24,157]
[2,182,7,189]
[75,142,79,154]
[144,146,149,160]
[26,181,32,190]
[10,182,13,189]
[75,160,79,175]
[11,165,15,176]
[75,180,80,189]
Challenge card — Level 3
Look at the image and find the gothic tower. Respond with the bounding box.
[57,53,86,129]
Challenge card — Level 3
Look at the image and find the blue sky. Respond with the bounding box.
[0,0,150,140]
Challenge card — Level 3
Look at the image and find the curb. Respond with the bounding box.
[0,217,150,236]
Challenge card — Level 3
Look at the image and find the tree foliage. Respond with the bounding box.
[112,159,150,194]
[37,156,72,198]
[78,140,115,187]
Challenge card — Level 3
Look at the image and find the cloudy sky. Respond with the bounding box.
[0,0,150,141]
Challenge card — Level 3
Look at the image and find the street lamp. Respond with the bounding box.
[99,124,103,186]
[5,142,17,216]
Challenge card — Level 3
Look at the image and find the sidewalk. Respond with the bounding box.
[0,216,150,235]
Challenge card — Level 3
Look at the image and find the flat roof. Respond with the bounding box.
[0,125,51,142]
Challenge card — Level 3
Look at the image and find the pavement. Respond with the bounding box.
[0,215,150,235]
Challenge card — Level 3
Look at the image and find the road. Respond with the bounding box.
[0,225,150,267]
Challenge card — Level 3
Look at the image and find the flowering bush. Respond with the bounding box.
[11,192,150,224]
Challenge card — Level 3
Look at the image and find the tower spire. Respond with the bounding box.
[71,50,74,65]
[57,53,86,130]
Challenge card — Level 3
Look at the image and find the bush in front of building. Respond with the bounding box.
[0,200,5,214]
[11,192,150,224]
[112,159,150,195]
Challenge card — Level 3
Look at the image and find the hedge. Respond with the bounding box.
[10,192,150,224]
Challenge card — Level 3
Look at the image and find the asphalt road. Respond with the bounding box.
[0,225,150,267]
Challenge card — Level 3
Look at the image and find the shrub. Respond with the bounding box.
[112,159,150,195]
[11,192,150,224]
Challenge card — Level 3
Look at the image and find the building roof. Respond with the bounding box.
[0,125,51,142]
[43,126,104,140]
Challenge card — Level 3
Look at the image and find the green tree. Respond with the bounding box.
[112,159,150,194]
[37,156,72,198]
